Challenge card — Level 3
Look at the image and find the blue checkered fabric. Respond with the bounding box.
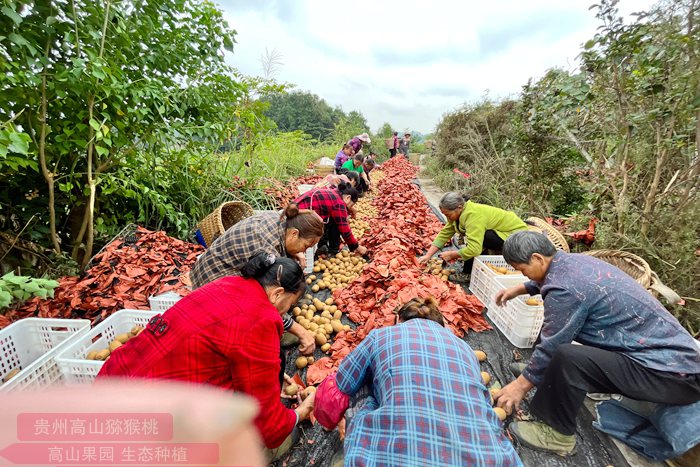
[336,319,523,466]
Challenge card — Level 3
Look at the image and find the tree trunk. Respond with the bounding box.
[39,42,61,254]
[640,137,667,236]
[72,0,112,268]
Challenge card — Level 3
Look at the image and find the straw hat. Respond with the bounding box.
[357,133,371,143]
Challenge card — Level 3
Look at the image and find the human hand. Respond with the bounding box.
[281,374,301,401]
[295,252,307,269]
[355,245,368,256]
[438,250,461,262]
[495,286,520,307]
[494,377,532,415]
[338,417,346,440]
[298,330,316,355]
[295,392,315,421]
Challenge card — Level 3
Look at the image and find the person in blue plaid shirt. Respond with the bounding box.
[325,297,522,466]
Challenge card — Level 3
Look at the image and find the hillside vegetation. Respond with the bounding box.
[427,0,699,333]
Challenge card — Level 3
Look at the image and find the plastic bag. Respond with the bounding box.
[313,372,350,430]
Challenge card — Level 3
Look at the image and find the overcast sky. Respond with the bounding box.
[218,0,655,134]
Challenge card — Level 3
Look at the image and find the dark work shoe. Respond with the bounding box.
[509,362,528,378]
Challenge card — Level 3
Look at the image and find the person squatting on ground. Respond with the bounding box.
[293,183,368,258]
[313,297,523,466]
[99,253,316,459]
[334,143,354,173]
[493,231,700,458]
[418,192,527,275]
[189,205,324,352]
[357,157,375,194]
[340,154,372,195]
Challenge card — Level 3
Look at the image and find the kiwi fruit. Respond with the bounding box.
[493,407,507,421]
[284,383,299,396]
[2,368,21,383]
[295,356,308,369]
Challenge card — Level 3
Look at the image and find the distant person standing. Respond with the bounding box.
[347,133,371,156]
[399,133,411,156]
[389,131,399,158]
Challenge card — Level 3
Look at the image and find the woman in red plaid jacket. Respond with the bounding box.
[98,253,315,456]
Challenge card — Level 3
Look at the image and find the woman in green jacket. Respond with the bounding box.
[418,192,527,274]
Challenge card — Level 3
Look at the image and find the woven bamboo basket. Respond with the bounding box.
[384,138,394,149]
[583,250,651,287]
[197,201,254,247]
[582,249,681,304]
[526,217,570,252]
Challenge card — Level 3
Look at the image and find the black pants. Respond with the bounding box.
[319,218,341,254]
[462,230,505,273]
[389,148,397,158]
[531,344,700,435]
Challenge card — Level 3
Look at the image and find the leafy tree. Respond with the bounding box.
[376,123,394,138]
[0,0,243,266]
[430,0,699,332]
[263,91,341,141]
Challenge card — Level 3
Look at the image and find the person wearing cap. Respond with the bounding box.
[399,133,411,156]
[348,133,371,156]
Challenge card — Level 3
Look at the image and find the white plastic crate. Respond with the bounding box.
[0,318,90,392]
[55,309,158,384]
[468,255,523,306]
[304,245,317,274]
[486,276,544,348]
[148,291,182,311]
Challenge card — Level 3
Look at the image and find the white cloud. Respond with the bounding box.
[218,0,657,134]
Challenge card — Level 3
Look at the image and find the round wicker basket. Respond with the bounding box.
[582,249,652,287]
[197,201,254,248]
[582,250,682,304]
[525,217,570,252]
